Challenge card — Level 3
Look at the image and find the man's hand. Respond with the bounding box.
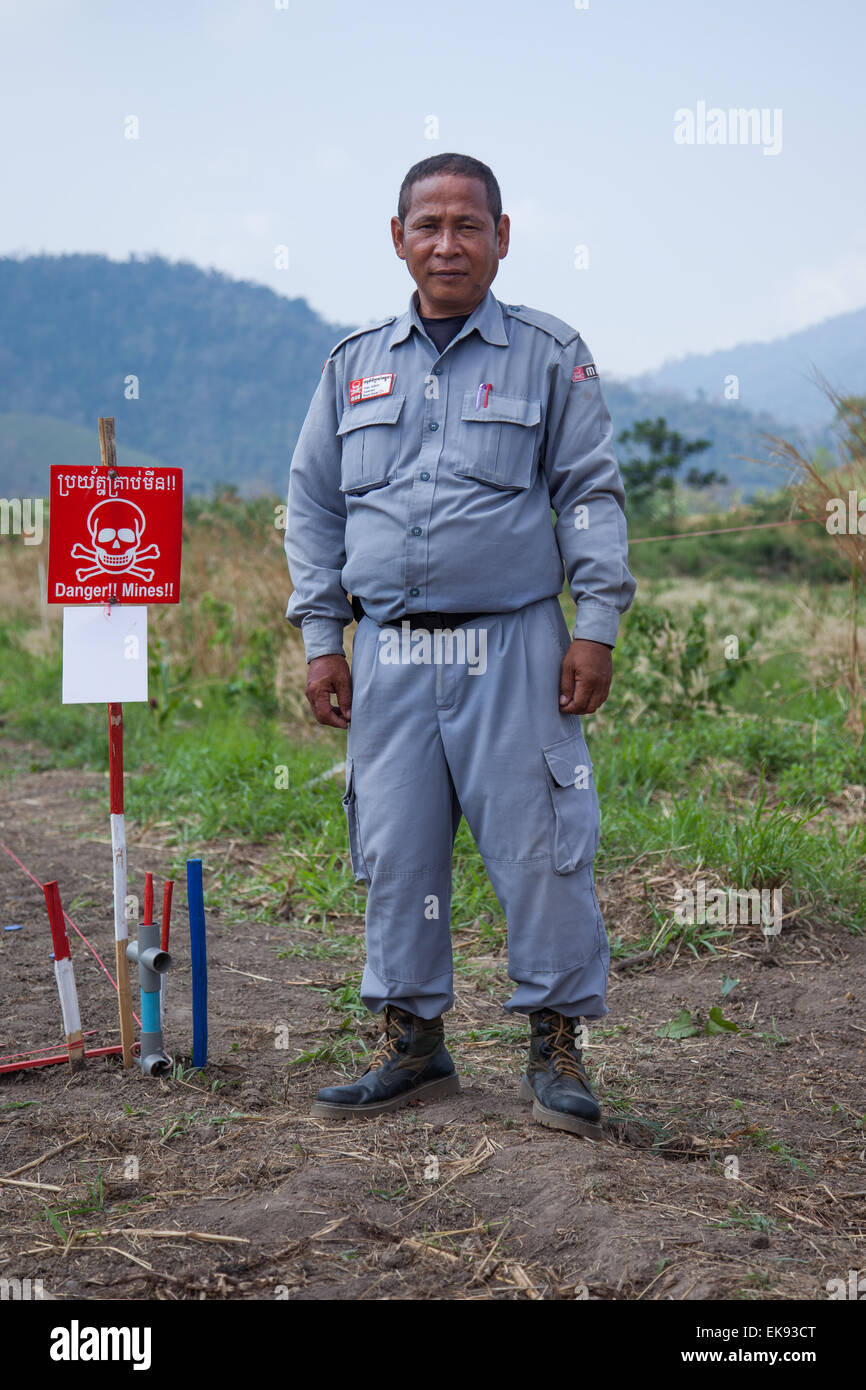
[559,639,612,716]
[306,654,352,729]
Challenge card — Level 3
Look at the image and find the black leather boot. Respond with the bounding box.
[310,1004,460,1119]
[519,1009,602,1138]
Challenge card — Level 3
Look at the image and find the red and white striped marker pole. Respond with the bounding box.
[100,418,135,1070]
[42,880,85,1071]
[109,701,135,1068]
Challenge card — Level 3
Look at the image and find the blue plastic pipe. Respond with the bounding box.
[187,858,208,1069]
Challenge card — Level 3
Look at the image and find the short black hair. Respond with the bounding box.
[397,153,502,226]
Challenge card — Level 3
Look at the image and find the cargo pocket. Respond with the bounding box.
[342,757,370,884]
[542,731,600,874]
[456,391,541,489]
[337,394,405,495]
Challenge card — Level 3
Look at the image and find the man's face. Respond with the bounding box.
[391,173,509,317]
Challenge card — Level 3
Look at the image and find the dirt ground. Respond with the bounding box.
[1,743,864,1302]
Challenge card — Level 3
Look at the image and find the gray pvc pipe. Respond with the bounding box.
[127,918,173,1076]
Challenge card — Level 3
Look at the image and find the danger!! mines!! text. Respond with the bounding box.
[53,581,175,601]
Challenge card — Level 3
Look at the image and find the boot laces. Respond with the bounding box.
[545,1014,588,1083]
[367,1008,409,1070]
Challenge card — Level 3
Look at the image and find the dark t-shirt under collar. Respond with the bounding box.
[417,309,472,355]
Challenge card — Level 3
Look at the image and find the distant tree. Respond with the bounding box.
[617,416,724,526]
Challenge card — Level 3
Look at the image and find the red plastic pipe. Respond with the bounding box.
[108,702,124,814]
[143,870,154,927]
[0,1032,98,1063]
[161,880,174,952]
[0,1043,134,1075]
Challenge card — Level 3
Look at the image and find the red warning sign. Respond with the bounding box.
[47,466,183,605]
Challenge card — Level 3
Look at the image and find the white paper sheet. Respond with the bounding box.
[62,606,149,703]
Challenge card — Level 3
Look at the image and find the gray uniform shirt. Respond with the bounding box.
[285,287,637,660]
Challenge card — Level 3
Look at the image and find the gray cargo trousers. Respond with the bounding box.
[343,594,610,1020]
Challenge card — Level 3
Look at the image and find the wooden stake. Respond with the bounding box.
[98,415,117,471]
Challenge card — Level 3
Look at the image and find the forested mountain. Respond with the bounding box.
[634,305,865,428]
[0,253,346,496]
[0,253,836,499]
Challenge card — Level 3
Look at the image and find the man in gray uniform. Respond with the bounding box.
[285,153,636,1137]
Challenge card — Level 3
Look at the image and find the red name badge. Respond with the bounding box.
[47,465,183,604]
[348,373,395,404]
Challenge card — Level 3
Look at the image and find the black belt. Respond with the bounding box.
[351,595,487,630]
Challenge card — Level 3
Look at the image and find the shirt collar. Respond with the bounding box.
[387,286,509,351]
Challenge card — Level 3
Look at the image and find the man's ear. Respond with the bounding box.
[496,212,510,260]
[391,215,406,261]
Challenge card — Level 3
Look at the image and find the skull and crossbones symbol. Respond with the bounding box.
[71,499,160,582]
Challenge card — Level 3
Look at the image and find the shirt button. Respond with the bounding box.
[419,471,430,481]
[409,587,420,598]
[429,421,439,431]
[411,526,422,536]
[433,366,443,375]
[508,303,521,310]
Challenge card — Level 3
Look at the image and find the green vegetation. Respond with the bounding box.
[618,416,720,524]
[656,1007,740,1039]
[1,483,864,981]
[712,1204,784,1233]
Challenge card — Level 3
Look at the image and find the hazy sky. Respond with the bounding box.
[1,0,863,376]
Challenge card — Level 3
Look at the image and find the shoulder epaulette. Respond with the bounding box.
[502,302,580,348]
[327,315,398,361]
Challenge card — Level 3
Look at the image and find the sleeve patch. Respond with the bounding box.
[572,363,598,383]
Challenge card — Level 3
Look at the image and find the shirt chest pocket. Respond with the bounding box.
[457,391,542,490]
[337,394,406,495]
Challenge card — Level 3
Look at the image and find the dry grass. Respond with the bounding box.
[0,501,317,715]
[760,384,866,736]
